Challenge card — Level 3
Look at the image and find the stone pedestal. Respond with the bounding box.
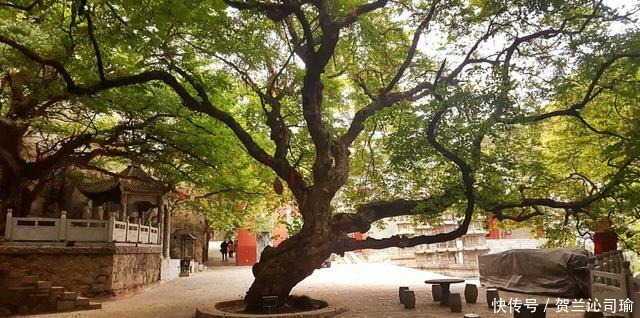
[402,290,415,309]
[398,287,409,304]
[486,288,499,309]
[464,283,478,303]
[449,293,462,312]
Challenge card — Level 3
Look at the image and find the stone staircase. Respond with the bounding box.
[0,267,101,316]
[334,252,366,264]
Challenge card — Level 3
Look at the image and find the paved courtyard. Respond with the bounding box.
[35,263,587,318]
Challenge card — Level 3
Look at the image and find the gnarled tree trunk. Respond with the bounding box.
[244,190,339,311]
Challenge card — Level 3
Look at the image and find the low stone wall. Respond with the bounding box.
[0,245,162,297]
[486,238,545,254]
[111,246,162,297]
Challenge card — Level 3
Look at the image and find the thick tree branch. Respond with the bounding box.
[339,82,435,147]
[332,186,462,233]
[499,54,640,124]
[486,158,636,219]
[85,9,106,81]
[0,34,293,196]
[223,0,295,21]
[340,14,496,148]
[342,230,470,251]
[336,0,389,29]
[337,91,478,252]
[383,1,438,94]
[195,188,267,199]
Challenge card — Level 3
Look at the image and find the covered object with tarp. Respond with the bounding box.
[478,248,590,297]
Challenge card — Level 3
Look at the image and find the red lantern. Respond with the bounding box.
[273,178,283,195]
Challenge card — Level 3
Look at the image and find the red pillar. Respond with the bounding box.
[593,231,618,255]
[486,217,500,239]
[593,219,617,255]
[236,228,257,266]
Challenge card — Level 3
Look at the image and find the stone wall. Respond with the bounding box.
[110,246,162,297]
[0,245,162,297]
[0,246,113,296]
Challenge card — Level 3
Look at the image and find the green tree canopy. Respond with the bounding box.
[1,0,638,310]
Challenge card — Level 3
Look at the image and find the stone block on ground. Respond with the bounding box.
[36,280,52,289]
[82,303,102,310]
[50,286,65,295]
[7,270,25,278]
[76,296,90,306]
[77,284,91,296]
[16,305,29,314]
[33,296,56,312]
[56,300,76,311]
[60,291,77,300]
[96,275,108,283]
[4,277,24,288]
[21,275,39,285]
[8,286,37,293]
[28,291,51,298]
[90,283,105,293]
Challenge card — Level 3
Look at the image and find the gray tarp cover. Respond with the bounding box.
[478,248,590,297]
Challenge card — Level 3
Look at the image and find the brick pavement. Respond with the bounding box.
[35,263,588,318]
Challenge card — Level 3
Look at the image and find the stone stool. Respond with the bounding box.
[464,283,478,303]
[398,286,409,304]
[449,293,462,312]
[403,290,415,309]
[486,288,499,309]
[464,314,480,318]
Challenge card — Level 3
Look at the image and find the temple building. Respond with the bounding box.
[364,215,490,277]
[0,165,184,307]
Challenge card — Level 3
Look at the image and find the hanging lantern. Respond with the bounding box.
[273,178,283,195]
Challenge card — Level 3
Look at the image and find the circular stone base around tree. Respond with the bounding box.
[195,299,347,318]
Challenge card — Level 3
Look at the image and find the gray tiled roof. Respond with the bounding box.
[80,166,169,195]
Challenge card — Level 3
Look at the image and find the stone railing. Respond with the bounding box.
[4,209,160,244]
[588,251,639,318]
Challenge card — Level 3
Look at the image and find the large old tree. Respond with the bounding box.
[1,0,639,310]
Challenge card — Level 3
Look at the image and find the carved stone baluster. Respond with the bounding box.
[595,254,604,283]
[603,252,611,286]
[588,257,596,297]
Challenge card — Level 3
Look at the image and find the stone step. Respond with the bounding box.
[56,300,76,311]
[28,291,51,297]
[36,280,52,289]
[28,292,50,298]
[21,275,39,285]
[8,286,37,293]
[81,302,102,310]
[76,296,90,306]
[7,270,25,278]
[3,277,25,288]
[50,286,65,295]
[59,291,78,301]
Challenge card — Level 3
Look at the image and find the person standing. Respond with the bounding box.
[220,240,228,261]
[228,240,235,258]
